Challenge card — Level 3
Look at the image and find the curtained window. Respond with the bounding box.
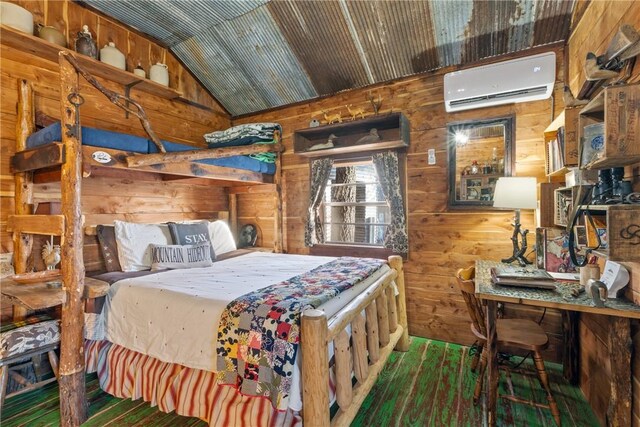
[306,152,408,255]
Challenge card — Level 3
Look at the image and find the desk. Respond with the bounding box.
[1,277,110,319]
[475,260,640,427]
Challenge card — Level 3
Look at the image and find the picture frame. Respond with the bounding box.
[545,230,577,273]
[574,225,588,246]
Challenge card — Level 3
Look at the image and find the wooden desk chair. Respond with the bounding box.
[455,266,561,426]
[0,314,60,409]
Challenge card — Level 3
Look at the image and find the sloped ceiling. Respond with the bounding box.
[85,0,574,117]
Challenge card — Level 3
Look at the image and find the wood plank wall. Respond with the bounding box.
[8,0,225,112]
[0,1,231,320]
[234,45,568,363]
[567,2,640,425]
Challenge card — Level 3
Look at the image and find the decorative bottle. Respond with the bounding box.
[75,25,98,59]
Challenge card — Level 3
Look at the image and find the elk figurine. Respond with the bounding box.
[346,104,366,121]
[322,110,342,124]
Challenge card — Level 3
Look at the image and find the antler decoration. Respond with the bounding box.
[60,51,166,153]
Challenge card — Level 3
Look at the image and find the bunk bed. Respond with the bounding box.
[7,52,410,427]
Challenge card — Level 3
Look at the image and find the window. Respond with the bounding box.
[321,159,389,247]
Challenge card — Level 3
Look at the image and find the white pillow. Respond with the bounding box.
[208,220,237,255]
[114,220,172,271]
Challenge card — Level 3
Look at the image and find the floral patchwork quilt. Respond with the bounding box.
[216,256,385,410]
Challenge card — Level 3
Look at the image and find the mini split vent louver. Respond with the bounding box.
[444,52,556,112]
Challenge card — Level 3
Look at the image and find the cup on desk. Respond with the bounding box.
[580,264,600,287]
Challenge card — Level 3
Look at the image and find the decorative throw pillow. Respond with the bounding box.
[114,221,172,272]
[150,243,214,270]
[96,225,122,272]
[168,222,216,260]
[208,220,237,255]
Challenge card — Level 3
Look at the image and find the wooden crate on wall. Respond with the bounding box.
[579,83,640,169]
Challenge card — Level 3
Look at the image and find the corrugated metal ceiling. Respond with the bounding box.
[85,0,574,117]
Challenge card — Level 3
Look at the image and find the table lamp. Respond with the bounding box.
[493,177,537,266]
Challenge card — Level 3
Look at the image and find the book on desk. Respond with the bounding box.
[490,266,557,290]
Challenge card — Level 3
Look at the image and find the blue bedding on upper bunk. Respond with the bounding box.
[26,123,276,175]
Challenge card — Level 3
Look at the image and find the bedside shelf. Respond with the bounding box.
[1,25,182,100]
[293,112,409,157]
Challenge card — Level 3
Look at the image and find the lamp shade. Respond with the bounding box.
[493,177,537,209]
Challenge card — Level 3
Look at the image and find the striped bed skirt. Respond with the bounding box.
[84,340,301,426]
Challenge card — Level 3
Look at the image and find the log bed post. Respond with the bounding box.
[301,309,331,427]
[12,80,35,320]
[58,52,88,426]
[388,255,409,351]
[301,256,409,426]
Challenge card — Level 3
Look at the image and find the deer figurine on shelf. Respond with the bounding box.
[322,110,342,124]
[346,104,366,121]
[42,239,61,270]
[368,92,383,115]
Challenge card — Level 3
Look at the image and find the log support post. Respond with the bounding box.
[228,193,238,237]
[351,313,369,382]
[388,255,409,351]
[606,317,632,427]
[376,292,390,347]
[12,80,35,320]
[562,310,580,385]
[333,330,353,410]
[364,302,380,363]
[58,52,88,426]
[301,309,330,427]
[273,130,284,253]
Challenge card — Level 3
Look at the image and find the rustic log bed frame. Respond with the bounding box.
[8,51,410,426]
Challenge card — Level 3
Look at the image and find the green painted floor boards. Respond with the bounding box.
[0,337,598,426]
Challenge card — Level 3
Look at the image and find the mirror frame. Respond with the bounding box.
[447,116,515,208]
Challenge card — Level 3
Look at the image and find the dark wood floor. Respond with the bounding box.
[1,337,597,426]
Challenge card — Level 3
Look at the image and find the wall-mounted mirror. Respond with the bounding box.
[448,116,515,208]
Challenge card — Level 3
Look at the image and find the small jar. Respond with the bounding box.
[150,63,169,86]
[133,63,146,78]
[100,42,126,70]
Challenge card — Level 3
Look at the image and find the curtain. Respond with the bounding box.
[305,158,333,247]
[372,152,408,254]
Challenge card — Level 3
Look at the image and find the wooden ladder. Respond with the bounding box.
[9,56,88,426]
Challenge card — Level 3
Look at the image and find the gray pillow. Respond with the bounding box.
[168,222,216,260]
[150,243,214,270]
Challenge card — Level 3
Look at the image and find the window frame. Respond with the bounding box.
[309,149,407,258]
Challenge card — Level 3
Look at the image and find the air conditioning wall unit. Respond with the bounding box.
[444,52,556,113]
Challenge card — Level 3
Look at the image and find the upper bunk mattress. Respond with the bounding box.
[26,122,276,174]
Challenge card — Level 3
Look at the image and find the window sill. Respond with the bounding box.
[309,244,395,260]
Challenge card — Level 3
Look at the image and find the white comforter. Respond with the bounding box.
[98,252,389,409]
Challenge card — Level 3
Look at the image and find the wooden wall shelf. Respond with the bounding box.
[293,112,409,157]
[544,108,580,177]
[1,25,182,100]
[578,83,639,169]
